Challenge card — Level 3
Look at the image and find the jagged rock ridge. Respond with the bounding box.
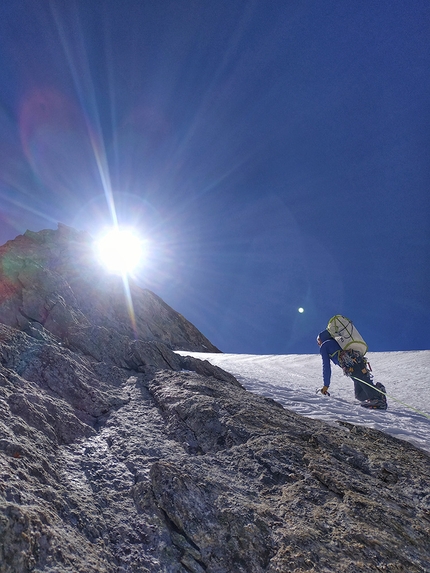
[0,226,429,573]
[0,224,220,353]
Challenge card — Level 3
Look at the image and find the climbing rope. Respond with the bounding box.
[350,375,430,420]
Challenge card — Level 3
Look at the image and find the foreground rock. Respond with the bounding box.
[1,319,429,572]
[0,227,429,572]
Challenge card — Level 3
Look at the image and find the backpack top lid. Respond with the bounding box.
[327,315,368,355]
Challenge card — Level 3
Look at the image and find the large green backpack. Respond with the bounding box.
[327,315,368,356]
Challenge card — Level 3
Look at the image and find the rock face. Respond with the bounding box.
[0,227,429,573]
[0,224,220,353]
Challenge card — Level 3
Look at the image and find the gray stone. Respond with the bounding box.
[0,227,429,573]
[0,225,220,353]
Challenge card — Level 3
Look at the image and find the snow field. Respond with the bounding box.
[176,351,430,454]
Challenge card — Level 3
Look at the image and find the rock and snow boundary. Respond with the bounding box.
[177,350,430,454]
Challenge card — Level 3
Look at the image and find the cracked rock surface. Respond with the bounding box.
[0,227,429,572]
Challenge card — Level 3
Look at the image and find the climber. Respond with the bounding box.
[317,329,387,410]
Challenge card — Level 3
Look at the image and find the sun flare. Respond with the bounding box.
[95,228,144,275]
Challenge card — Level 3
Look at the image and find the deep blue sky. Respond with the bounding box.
[0,1,429,354]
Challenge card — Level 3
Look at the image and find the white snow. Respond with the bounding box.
[176,350,430,454]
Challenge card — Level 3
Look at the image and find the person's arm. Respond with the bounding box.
[320,344,332,389]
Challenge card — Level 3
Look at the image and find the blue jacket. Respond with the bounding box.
[319,329,342,387]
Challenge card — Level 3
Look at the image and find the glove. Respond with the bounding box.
[320,386,330,395]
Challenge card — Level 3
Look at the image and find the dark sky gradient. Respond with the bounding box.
[0,1,429,353]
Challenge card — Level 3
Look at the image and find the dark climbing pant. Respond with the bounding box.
[350,362,380,402]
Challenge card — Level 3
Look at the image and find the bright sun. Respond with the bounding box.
[95,228,144,275]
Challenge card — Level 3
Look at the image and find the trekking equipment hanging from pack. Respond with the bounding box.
[327,315,368,355]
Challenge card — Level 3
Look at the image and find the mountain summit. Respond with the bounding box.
[0,226,429,572]
[0,224,220,353]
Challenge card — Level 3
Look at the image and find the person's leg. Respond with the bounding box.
[340,352,387,408]
[351,365,388,409]
[351,363,380,401]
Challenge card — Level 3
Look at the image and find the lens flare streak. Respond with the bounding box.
[121,273,138,338]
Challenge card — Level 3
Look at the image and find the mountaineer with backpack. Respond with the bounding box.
[317,315,387,410]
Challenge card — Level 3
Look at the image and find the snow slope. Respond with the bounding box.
[176,351,430,454]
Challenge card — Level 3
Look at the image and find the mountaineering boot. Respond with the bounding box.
[375,382,388,408]
[361,398,387,410]
[361,381,388,410]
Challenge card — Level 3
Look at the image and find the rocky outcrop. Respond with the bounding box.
[0,227,429,572]
[0,224,220,352]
